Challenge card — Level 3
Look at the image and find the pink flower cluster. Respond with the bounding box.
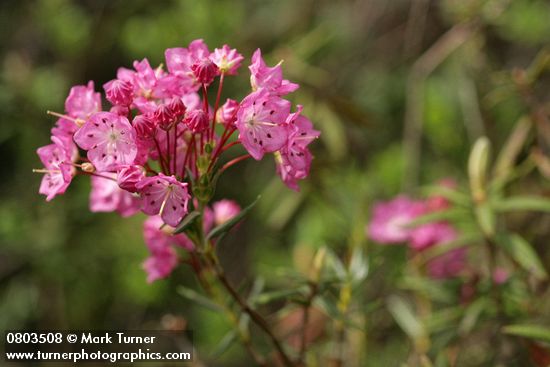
[367,181,467,279]
[35,39,319,281]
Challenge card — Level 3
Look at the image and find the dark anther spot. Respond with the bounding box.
[267,133,272,138]
[172,206,177,211]
[87,134,94,137]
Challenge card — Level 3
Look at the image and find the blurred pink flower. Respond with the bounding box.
[367,196,425,244]
[427,247,467,279]
[409,222,458,251]
[213,199,241,226]
[90,173,140,217]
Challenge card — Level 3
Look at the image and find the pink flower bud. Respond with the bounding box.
[133,114,156,140]
[191,58,219,85]
[216,98,239,125]
[213,199,241,226]
[184,109,209,133]
[104,79,133,106]
[154,104,174,130]
[167,97,186,120]
[117,165,145,193]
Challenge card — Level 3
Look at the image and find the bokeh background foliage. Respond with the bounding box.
[1,0,550,365]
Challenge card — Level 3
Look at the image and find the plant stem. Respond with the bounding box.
[204,250,295,367]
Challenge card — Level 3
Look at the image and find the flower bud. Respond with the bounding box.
[167,97,186,120]
[104,79,133,106]
[184,109,209,133]
[117,165,145,193]
[213,199,241,226]
[154,104,175,130]
[133,114,156,140]
[191,58,219,85]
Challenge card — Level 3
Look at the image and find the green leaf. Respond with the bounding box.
[173,211,201,234]
[475,203,495,237]
[348,247,368,285]
[209,329,238,359]
[177,286,223,312]
[421,233,480,262]
[496,233,548,280]
[458,298,488,335]
[251,286,308,305]
[421,185,471,207]
[399,276,455,303]
[502,324,550,343]
[387,295,426,340]
[494,196,550,213]
[207,196,260,240]
[406,208,465,227]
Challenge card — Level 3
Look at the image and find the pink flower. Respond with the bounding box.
[216,98,239,125]
[277,106,320,175]
[165,39,211,91]
[213,200,241,226]
[136,174,190,227]
[493,267,509,284]
[249,49,299,96]
[409,222,458,251]
[236,89,291,160]
[211,45,244,75]
[427,248,467,279]
[36,136,77,201]
[191,58,219,85]
[116,165,145,193]
[73,112,138,171]
[89,173,140,217]
[143,247,179,283]
[275,152,305,191]
[367,196,425,244]
[103,79,133,106]
[64,81,102,120]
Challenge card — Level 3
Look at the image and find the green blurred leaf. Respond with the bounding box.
[177,286,223,312]
[387,295,426,341]
[399,276,455,303]
[251,286,308,305]
[496,233,548,280]
[173,211,201,234]
[209,329,238,359]
[458,298,488,335]
[207,196,260,240]
[475,203,495,237]
[502,324,550,343]
[348,247,368,285]
[406,208,467,227]
[494,196,550,213]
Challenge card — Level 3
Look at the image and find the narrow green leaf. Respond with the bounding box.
[173,211,201,234]
[387,295,426,340]
[458,298,488,335]
[177,286,223,312]
[421,233,480,262]
[494,196,550,213]
[406,208,465,227]
[399,276,455,303]
[502,324,550,343]
[421,185,471,207]
[496,233,548,280]
[251,286,308,305]
[209,329,238,359]
[475,203,495,237]
[207,196,260,240]
[348,247,368,285]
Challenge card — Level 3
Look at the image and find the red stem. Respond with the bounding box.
[154,137,168,174]
[165,130,171,175]
[211,73,225,140]
[219,154,251,174]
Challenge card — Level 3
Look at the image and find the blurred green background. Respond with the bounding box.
[1,0,549,365]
